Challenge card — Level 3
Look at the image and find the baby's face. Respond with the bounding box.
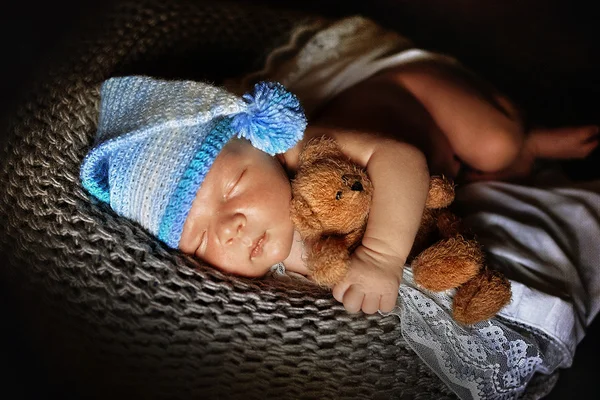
[179,138,294,277]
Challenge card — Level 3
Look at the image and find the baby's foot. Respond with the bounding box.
[528,125,599,160]
[459,124,599,183]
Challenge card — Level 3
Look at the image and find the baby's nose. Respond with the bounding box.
[218,213,247,245]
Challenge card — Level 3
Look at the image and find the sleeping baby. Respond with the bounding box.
[81,18,596,316]
[81,17,598,318]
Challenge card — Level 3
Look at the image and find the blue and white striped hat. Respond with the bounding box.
[80,76,306,248]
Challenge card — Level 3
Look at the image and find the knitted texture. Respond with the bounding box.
[79,77,305,248]
[0,0,555,399]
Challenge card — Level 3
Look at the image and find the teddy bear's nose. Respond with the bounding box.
[351,181,363,192]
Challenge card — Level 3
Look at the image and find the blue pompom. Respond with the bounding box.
[231,81,307,155]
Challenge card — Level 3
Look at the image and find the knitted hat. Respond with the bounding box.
[80,76,306,248]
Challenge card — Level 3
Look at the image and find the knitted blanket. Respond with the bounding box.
[0,1,551,398]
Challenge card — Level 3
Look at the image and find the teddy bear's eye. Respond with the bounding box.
[336,191,343,200]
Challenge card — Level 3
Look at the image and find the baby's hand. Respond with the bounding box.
[332,245,404,314]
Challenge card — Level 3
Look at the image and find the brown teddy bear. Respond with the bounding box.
[290,136,511,325]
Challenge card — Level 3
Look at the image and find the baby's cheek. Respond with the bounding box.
[269,238,290,263]
[200,247,241,275]
[268,221,294,255]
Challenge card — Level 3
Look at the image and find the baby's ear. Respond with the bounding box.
[299,136,344,166]
[290,195,322,240]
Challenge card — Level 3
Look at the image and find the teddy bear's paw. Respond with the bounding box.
[426,176,455,209]
[411,238,483,291]
[452,269,512,325]
[308,238,350,287]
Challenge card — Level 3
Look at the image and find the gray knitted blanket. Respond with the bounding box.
[0,1,551,399]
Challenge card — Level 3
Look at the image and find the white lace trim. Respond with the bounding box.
[388,269,568,400]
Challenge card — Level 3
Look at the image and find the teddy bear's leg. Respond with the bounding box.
[307,237,351,287]
[411,237,483,291]
[452,269,512,325]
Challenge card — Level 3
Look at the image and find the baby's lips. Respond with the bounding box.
[250,232,267,259]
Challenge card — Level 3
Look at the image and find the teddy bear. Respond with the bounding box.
[290,136,511,325]
[290,135,374,287]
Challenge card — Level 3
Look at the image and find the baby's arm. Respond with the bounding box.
[303,128,430,314]
[291,75,447,314]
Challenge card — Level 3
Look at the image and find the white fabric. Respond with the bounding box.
[249,16,600,399]
[457,179,600,352]
[226,16,460,117]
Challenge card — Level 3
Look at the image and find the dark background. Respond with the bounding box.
[1,0,598,398]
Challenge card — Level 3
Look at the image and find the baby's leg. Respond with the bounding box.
[392,62,525,173]
[391,61,598,179]
[466,125,599,182]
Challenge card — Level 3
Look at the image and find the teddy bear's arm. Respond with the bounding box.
[426,176,455,209]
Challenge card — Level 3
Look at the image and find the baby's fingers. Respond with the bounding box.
[379,291,399,313]
[340,285,364,314]
[361,294,381,315]
[332,280,351,303]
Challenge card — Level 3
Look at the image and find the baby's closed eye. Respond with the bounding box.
[225,168,247,199]
[195,229,208,256]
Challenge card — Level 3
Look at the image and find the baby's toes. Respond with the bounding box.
[574,124,600,143]
[530,124,599,159]
[578,135,600,158]
[571,126,600,158]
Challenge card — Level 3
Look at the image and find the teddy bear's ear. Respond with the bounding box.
[299,136,344,167]
[290,195,323,239]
